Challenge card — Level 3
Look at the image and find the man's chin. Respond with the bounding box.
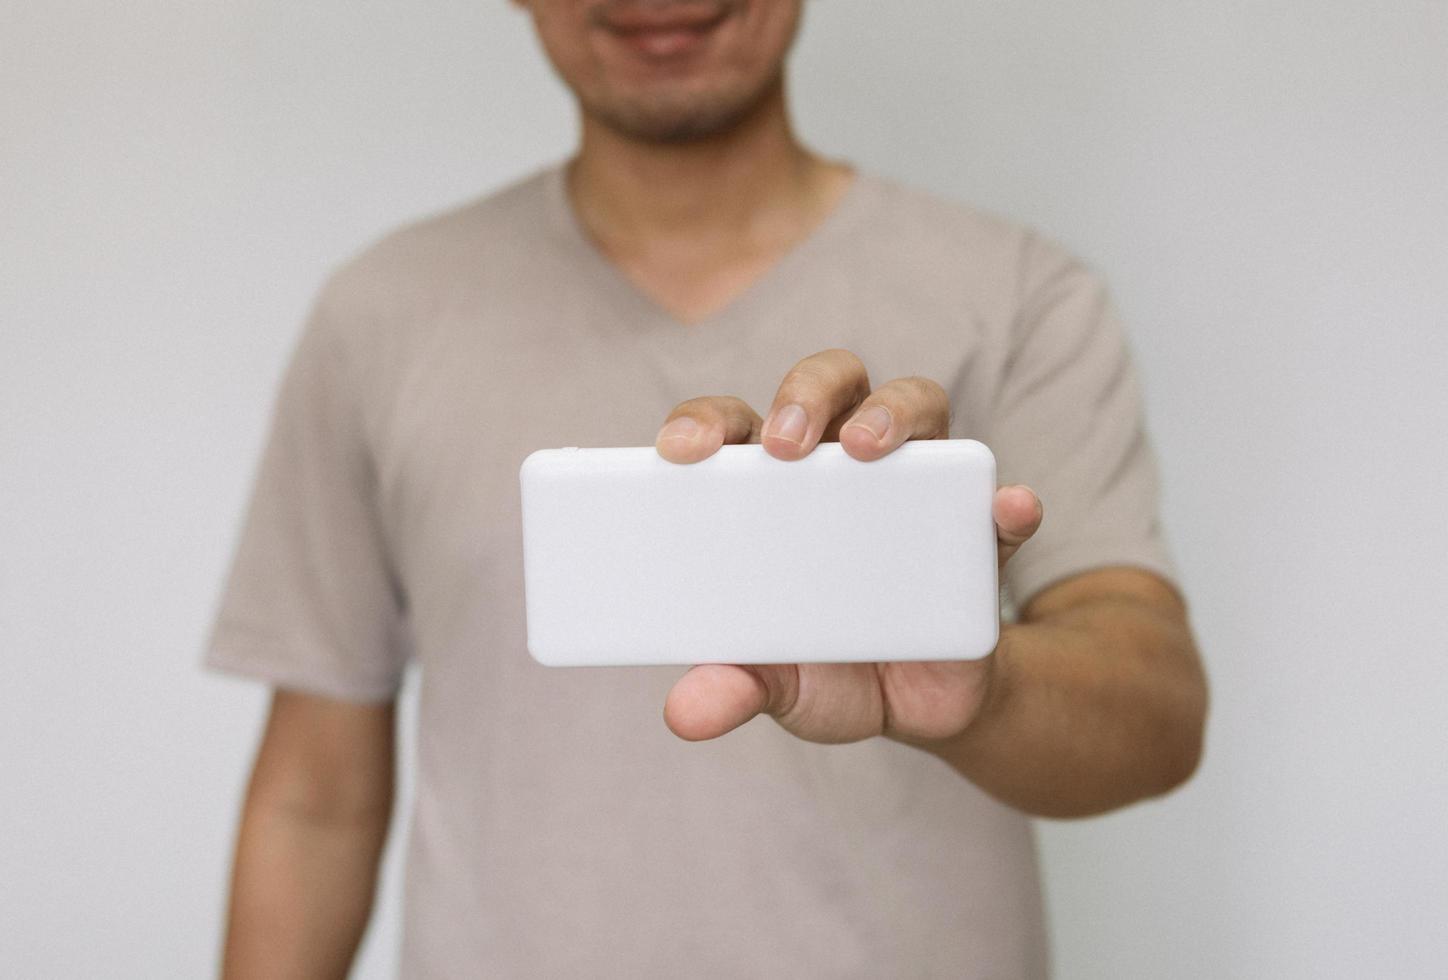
[585,79,780,144]
[590,106,741,144]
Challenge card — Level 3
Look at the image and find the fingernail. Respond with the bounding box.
[658,416,701,443]
[765,404,808,445]
[844,405,892,441]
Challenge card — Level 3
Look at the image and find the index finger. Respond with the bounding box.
[760,349,872,460]
[655,395,763,464]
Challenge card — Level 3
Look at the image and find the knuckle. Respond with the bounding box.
[719,395,761,420]
[822,347,867,374]
[783,349,870,405]
[779,368,828,401]
[830,349,872,398]
[670,395,722,419]
[898,375,947,402]
[889,376,951,433]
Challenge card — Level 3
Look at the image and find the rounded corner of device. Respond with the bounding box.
[520,448,575,493]
[519,447,552,479]
[972,617,1001,660]
[960,438,997,468]
[525,639,568,668]
[944,612,1000,662]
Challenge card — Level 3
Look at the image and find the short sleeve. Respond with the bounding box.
[989,234,1178,610]
[203,295,410,702]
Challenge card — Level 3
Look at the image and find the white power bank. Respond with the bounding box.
[518,439,999,667]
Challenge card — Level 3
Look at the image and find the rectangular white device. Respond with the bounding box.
[518,439,999,667]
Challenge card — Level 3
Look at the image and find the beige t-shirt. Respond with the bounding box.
[206,164,1174,978]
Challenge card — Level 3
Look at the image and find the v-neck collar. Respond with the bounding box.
[540,160,876,334]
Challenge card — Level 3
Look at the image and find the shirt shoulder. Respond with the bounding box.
[857,173,1027,251]
[846,172,1096,319]
[309,167,560,341]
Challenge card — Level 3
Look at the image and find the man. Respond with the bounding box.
[207,1,1208,976]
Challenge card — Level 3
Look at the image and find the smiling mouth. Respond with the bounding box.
[593,1,735,59]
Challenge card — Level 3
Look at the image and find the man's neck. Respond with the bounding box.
[566,78,842,251]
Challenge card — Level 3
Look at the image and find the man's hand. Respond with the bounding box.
[652,348,1208,817]
[653,348,1042,747]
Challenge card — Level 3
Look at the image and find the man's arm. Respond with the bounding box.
[219,690,395,979]
[920,566,1207,817]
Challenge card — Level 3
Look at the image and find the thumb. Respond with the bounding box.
[664,664,799,741]
[994,484,1043,568]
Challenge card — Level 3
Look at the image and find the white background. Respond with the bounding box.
[3,1,1445,976]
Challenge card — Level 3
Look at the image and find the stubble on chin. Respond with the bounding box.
[581,66,784,144]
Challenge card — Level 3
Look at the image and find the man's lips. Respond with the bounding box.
[596,1,732,32]
[594,1,734,58]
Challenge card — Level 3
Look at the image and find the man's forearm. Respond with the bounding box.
[221,790,391,979]
[219,691,396,980]
[925,584,1209,818]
